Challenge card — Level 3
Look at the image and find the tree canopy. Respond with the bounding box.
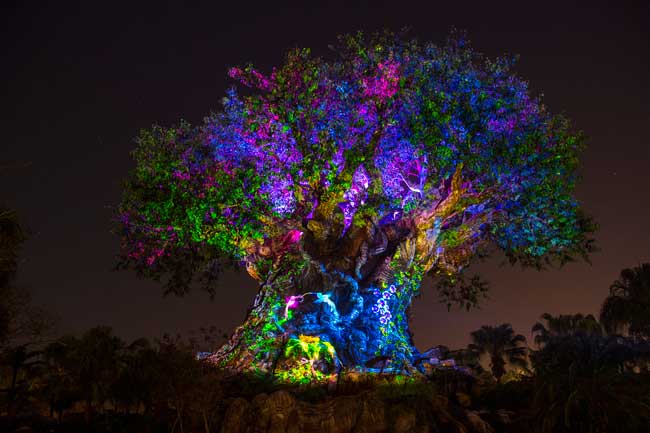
[600,263,650,337]
[117,32,595,304]
[0,206,53,349]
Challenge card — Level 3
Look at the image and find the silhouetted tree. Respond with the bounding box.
[41,340,81,422]
[78,327,125,421]
[600,263,650,337]
[469,323,527,381]
[533,332,650,433]
[156,334,203,433]
[0,207,55,423]
[110,337,152,414]
[0,344,42,418]
[190,361,224,433]
[0,207,54,350]
[532,312,602,347]
[43,327,125,423]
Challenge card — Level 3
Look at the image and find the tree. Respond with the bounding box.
[110,337,153,415]
[155,334,203,433]
[600,263,650,337]
[78,327,125,421]
[469,324,527,381]
[0,206,55,421]
[116,32,595,378]
[41,340,81,422]
[532,312,602,347]
[44,327,125,423]
[0,344,43,418]
[187,358,223,433]
[532,333,650,433]
[0,207,54,350]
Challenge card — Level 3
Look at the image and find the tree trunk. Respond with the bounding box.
[210,258,420,376]
[491,356,506,382]
[202,409,210,433]
[85,400,93,425]
[7,363,19,419]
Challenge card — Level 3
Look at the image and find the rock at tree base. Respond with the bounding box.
[219,388,496,433]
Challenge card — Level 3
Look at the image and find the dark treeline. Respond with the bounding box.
[1,326,227,433]
[3,206,650,432]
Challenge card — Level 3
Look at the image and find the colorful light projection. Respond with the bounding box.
[372,284,397,326]
[117,32,595,383]
[276,335,337,383]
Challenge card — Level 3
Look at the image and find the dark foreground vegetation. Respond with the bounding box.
[2,315,650,433]
[3,209,650,432]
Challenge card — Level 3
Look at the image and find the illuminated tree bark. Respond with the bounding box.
[211,226,420,373]
[210,165,487,373]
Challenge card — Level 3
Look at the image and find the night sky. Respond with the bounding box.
[2,1,649,350]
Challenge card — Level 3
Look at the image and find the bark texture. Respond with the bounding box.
[210,216,424,375]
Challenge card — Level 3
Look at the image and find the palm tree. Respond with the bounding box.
[532,313,602,347]
[600,263,650,337]
[469,323,527,381]
[0,207,26,348]
[533,333,650,433]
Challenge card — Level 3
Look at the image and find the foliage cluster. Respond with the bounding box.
[117,31,595,306]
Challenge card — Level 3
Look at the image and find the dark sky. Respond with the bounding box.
[2,1,649,350]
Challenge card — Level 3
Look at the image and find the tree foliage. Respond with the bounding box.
[0,206,54,350]
[532,312,602,347]
[600,263,650,337]
[117,31,595,307]
[469,323,528,381]
[532,333,650,433]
